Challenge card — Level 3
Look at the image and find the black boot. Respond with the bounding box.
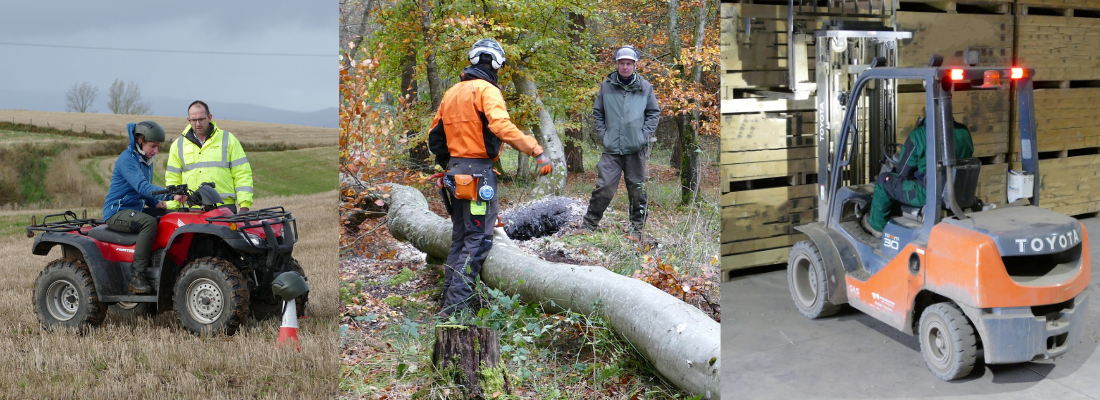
[129,272,152,293]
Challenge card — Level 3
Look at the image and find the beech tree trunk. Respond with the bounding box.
[432,325,512,398]
[511,71,566,196]
[381,184,719,398]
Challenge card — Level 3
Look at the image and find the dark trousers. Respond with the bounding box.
[441,159,498,315]
[868,172,926,232]
[583,150,648,232]
[105,207,164,273]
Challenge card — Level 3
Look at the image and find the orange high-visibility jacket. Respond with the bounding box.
[428,78,542,169]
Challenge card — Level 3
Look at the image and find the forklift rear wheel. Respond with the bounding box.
[173,257,250,336]
[33,258,107,333]
[787,241,840,319]
[919,303,978,380]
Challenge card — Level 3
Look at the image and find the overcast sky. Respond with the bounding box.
[0,0,335,115]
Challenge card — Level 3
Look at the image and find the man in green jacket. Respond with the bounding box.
[865,119,975,237]
[581,45,661,238]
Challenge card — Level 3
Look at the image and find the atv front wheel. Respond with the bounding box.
[173,257,249,336]
[249,259,309,320]
[787,240,841,319]
[919,303,978,380]
[33,258,107,333]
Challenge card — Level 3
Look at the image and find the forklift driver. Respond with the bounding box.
[863,117,975,238]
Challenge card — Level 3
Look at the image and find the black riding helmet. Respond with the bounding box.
[134,120,166,143]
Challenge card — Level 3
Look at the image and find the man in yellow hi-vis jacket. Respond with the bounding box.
[165,100,254,213]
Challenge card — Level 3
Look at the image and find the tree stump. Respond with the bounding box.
[431,325,512,398]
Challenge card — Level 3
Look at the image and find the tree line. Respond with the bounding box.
[64,79,153,115]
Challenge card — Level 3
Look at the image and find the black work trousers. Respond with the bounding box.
[583,150,648,232]
[105,207,165,273]
[441,159,498,316]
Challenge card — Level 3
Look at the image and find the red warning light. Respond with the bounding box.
[950,69,964,81]
[1011,68,1024,79]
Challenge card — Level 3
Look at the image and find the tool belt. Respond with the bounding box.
[442,157,498,216]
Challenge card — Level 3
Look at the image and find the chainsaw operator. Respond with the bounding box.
[427,38,549,318]
[103,121,170,294]
[165,100,254,213]
[580,45,661,240]
[864,118,975,238]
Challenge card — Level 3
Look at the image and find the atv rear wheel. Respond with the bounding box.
[249,259,309,320]
[173,257,249,336]
[919,303,978,380]
[33,258,107,333]
[787,240,841,319]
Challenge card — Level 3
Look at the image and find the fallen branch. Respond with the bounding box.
[381,183,719,398]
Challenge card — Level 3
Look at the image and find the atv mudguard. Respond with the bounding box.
[794,222,859,306]
[31,232,152,302]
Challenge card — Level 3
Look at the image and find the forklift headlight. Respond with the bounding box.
[244,232,264,247]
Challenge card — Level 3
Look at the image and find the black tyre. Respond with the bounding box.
[787,240,841,319]
[108,302,156,318]
[33,258,107,333]
[919,303,978,380]
[173,257,250,336]
[249,259,309,320]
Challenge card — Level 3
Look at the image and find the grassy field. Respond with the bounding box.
[0,191,340,398]
[339,138,720,399]
[0,110,336,146]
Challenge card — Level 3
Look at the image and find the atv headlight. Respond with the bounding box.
[244,232,264,246]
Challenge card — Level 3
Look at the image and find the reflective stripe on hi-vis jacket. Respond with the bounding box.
[164,122,253,209]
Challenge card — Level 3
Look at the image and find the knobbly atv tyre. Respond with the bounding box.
[919,303,978,380]
[173,257,250,336]
[249,259,308,320]
[33,258,107,333]
[787,240,841,319]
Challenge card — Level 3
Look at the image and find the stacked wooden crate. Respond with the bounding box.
[720,3,817,278]
[1011,0,1100,215]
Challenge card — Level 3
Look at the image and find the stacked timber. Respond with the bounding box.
[721,3,818,279]
[1011,0,1100,216]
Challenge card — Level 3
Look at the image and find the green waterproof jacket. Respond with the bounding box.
[898,120,975,181]
[593,72,661,155]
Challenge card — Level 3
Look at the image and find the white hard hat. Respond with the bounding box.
[469,38,506,70]
[614,46,639,62]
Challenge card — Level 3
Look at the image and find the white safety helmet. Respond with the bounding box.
[469,38,506,70]
[614,45,639,62]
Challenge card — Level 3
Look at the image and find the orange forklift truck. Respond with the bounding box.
[787,57,1091,380]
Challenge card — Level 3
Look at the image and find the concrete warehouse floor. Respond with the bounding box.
[721,217,1100,399]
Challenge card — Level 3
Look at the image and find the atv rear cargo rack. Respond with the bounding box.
[25,210,100,237]
[205,206,299,246]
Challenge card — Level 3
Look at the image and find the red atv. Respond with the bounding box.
[26,183,308,335]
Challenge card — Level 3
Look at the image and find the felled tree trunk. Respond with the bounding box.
[432,325,512,398]
[382,184,720,398]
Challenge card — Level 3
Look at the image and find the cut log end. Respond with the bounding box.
[432,325,512,398]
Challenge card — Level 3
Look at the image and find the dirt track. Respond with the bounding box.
[0,109,337,146]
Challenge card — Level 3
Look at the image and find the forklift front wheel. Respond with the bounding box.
[919,303,978,380]
[787,241,840,319]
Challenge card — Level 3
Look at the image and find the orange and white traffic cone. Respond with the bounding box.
[276,300,300,351]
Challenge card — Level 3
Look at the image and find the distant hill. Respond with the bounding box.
[0,90,336,128]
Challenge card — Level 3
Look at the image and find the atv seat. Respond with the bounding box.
[899,158,982,220]
[88,225,139,246]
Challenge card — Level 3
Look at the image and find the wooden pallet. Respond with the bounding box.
[1017,0,1100,16]
[720,112,815,153]
[895,11,1014,68]
[1010,153,1100,214]
[1016,14,1100,81]
[721,183,818,276]
[899,0,1013,14]
[1011,86,1100,156]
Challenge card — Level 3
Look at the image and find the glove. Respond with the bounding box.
[239,207,250,214]
[536,153,552,176]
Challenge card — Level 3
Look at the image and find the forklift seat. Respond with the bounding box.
[898,158,982,220]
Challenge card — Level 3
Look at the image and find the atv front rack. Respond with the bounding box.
[25,211,99,237]
[205,206,299,246]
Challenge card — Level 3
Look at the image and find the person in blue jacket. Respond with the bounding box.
[103,121,170,294]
